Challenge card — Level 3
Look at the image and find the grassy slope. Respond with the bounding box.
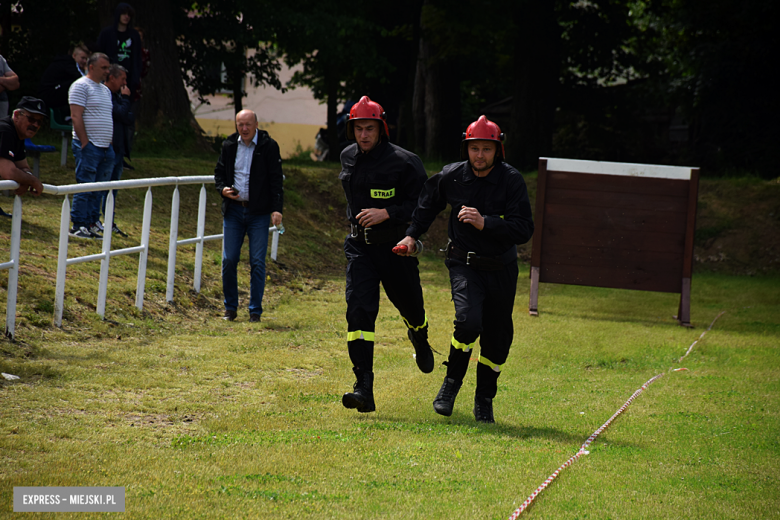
[1,148,779,519]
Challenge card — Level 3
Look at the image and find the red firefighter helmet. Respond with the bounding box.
[460,115,505,160]
[346,96,390,141]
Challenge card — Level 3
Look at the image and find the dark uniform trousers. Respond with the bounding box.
[445,257,519,399]
[345,237,427,371]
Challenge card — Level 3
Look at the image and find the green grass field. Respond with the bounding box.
[1,149,779,518]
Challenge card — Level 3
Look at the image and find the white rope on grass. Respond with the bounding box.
[507,311,726,519]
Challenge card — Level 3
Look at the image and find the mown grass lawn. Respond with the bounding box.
[1,148,779,518]
[1,257,778,519]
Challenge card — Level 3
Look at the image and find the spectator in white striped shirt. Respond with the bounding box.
[68,52,116,239]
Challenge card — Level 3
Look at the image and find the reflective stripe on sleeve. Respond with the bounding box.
[451,336,475,352]
[347,330,375,342]
[478,355,502,372]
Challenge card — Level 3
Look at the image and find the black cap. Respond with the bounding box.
[17,96,48,117]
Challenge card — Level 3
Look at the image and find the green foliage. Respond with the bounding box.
[280,1,392,103]
[1,0,99,104]
[174,0,285,111]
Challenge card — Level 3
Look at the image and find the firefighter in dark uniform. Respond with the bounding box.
[395,116,534,423]
[339,96,434,414]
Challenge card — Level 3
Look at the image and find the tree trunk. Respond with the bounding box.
[414,4,461,161]
[397,0,424,152]
[326,71,339,161]
[231,74,243,115]
[423,54,460,160]
[412,37,427,155]
[133,0,202,133]
[507,0,559,170]
[230,44,245,115]
[98,0,113,32]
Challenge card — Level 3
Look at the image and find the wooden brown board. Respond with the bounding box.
[529,158,699,326]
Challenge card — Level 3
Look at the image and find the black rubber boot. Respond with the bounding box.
[475,362,500,399]
[446,343,472,378]
[408,325,434,373]
[473,395,495,423]
[342,367,375,413]
[474,363,499,423]
[433,377,462,416]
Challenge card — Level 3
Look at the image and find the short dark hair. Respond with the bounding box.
[87,52,109,68]
[72,43,90,56]
[108,64,128,79]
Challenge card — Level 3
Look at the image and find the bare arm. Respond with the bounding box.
[0,71,19,93]
[70,104,89,146]
[0,157,43,196]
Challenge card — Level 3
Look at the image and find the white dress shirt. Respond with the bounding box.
[233,130,258,202]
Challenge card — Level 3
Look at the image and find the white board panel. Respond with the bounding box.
[541,158,694,180]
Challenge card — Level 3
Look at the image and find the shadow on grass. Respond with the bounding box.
[356,414,585,444]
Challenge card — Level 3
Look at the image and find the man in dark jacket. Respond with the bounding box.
[395,116,534,423]
[96,3,142,97]
[101,64,133,237]
[338,96,434,415]
[214,110,284,323]
[38,45,89,115]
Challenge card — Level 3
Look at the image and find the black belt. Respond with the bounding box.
[446,244,516,271]
[228,198,250,207]
[349,223,407,245]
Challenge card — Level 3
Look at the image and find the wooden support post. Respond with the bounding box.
[529,266,540,316]
[678,277,692,327]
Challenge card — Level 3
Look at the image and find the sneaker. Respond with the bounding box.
[69,226,95,239]
[0,207,11,218]
[112,223,128,237]
[88,223,103,238]
[94,221,104,232]
[474,396,495,423]
[433,377,462,417]
[249,314,261,323]
[223,310,237,321]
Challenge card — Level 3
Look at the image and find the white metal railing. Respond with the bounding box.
[0,190,22,340]
[0,177,282,339]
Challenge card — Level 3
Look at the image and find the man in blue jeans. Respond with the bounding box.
[214,109,284,322]
[101,63,133,237]
[68,52,114,239]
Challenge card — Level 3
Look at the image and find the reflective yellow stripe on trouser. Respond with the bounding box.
[402,314,428,331]
[478,355,503,373]
[347,330,375,342]
[451,336,475,352]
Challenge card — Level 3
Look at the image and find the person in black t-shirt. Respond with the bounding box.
[96,3,142,97]
[0,97,46,215]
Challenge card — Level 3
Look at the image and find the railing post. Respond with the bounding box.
[270,229,279,261]
[135,187,153,310]
[166,185,180,303]
[4,195,23,339]
[96,190,116,318]
[54,195,71,327]
[194,184,207,294]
